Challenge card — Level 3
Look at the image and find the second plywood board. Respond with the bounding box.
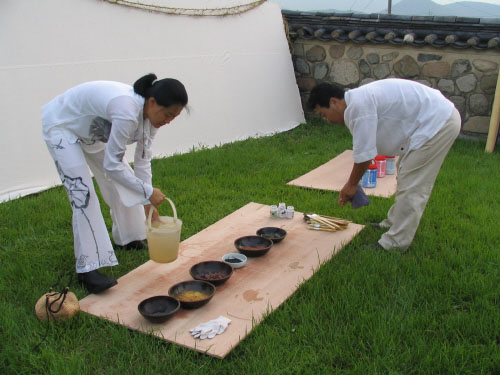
[287,150,397,198]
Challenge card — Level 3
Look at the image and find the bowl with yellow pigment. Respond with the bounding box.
[168,280,215,309]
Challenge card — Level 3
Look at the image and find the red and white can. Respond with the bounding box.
[374,155,386,178]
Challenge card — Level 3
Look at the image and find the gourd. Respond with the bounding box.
[35,288,80,322]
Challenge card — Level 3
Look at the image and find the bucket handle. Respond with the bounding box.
[147,197,178,230]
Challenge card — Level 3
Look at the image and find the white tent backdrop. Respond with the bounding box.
[0,0,304,203]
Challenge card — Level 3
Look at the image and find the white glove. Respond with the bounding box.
[190,316,231,339]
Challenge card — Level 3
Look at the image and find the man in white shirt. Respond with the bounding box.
[308,78,461,252]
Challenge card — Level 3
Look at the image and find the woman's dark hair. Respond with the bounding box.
[133,73,188,108]
[307,82,345,110]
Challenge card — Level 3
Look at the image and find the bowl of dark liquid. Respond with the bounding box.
[256,227,287,243]
[138,295,180,323]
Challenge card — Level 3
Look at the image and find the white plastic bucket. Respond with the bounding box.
[146,198,182,263]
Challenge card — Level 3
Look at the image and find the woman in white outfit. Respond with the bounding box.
[308,79,461,252]
[42,73,188,293]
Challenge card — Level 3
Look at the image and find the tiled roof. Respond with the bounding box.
[282,10,500,49]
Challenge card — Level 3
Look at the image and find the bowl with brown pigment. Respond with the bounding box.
[168,280,216,309]
[234,235,273,257]
[190,260,233,286]
[138,295,180,324]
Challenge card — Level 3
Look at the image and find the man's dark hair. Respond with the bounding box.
[308,82,345,110]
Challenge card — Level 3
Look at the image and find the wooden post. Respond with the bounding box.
[485,70,500,153]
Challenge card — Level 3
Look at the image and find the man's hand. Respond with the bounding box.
[339,160,372,205]
[339,183,358,206]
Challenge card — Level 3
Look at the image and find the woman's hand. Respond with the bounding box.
[144,204,160,222]
[149,187,167,208]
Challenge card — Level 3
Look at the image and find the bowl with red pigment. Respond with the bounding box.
[234,235,273,257]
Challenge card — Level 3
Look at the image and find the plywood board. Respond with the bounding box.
[79,202,364,358]
[287,150,398,198]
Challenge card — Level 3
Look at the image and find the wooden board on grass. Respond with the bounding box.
[287,150,398,198]
[79,202,364,358]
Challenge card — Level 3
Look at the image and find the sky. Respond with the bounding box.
[433,0,500,4]
[274,0,500,15]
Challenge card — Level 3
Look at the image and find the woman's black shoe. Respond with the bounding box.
[115,240,148,250]
[78,270,117,293]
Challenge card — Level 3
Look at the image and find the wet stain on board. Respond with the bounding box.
[174,310,189,319]
[288,261,303,270]
[243,289,263,302]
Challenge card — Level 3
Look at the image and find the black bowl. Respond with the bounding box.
[138,295,180,324]
[168,280,216,309]
[190,260,233,286]
[256,227,287,243]
[234,235,273,257]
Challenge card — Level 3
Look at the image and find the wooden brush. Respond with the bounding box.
[303,213,350,232]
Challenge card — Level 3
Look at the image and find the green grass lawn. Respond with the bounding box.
[1,119,499,374]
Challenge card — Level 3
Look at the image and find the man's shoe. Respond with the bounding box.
[78,270,117,293]
[363,242,407,254]
[116,240,148,250]
[363,242,385,250]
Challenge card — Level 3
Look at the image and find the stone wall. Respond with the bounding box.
[293,40,500,135]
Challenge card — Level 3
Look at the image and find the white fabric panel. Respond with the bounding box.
[0,0,304,203]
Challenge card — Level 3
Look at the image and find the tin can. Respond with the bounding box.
[374,155,386,178]
[270,205,278,218]
[361,163,377,188]
[286,206,294,219]
[385,156,396,175]
[278,202,287,218]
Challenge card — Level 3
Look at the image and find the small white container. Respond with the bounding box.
[221,253,247,269]
[286,206,294,219]
[270,205,278,218]
[278,202,287,218]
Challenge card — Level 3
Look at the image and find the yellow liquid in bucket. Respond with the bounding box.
[146,217,182,263]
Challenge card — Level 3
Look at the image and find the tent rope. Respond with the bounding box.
[101,0,267,16]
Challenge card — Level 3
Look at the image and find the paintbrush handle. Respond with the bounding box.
[318,214,350,223]
[310,215,340,230]
[308,226,337,232]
